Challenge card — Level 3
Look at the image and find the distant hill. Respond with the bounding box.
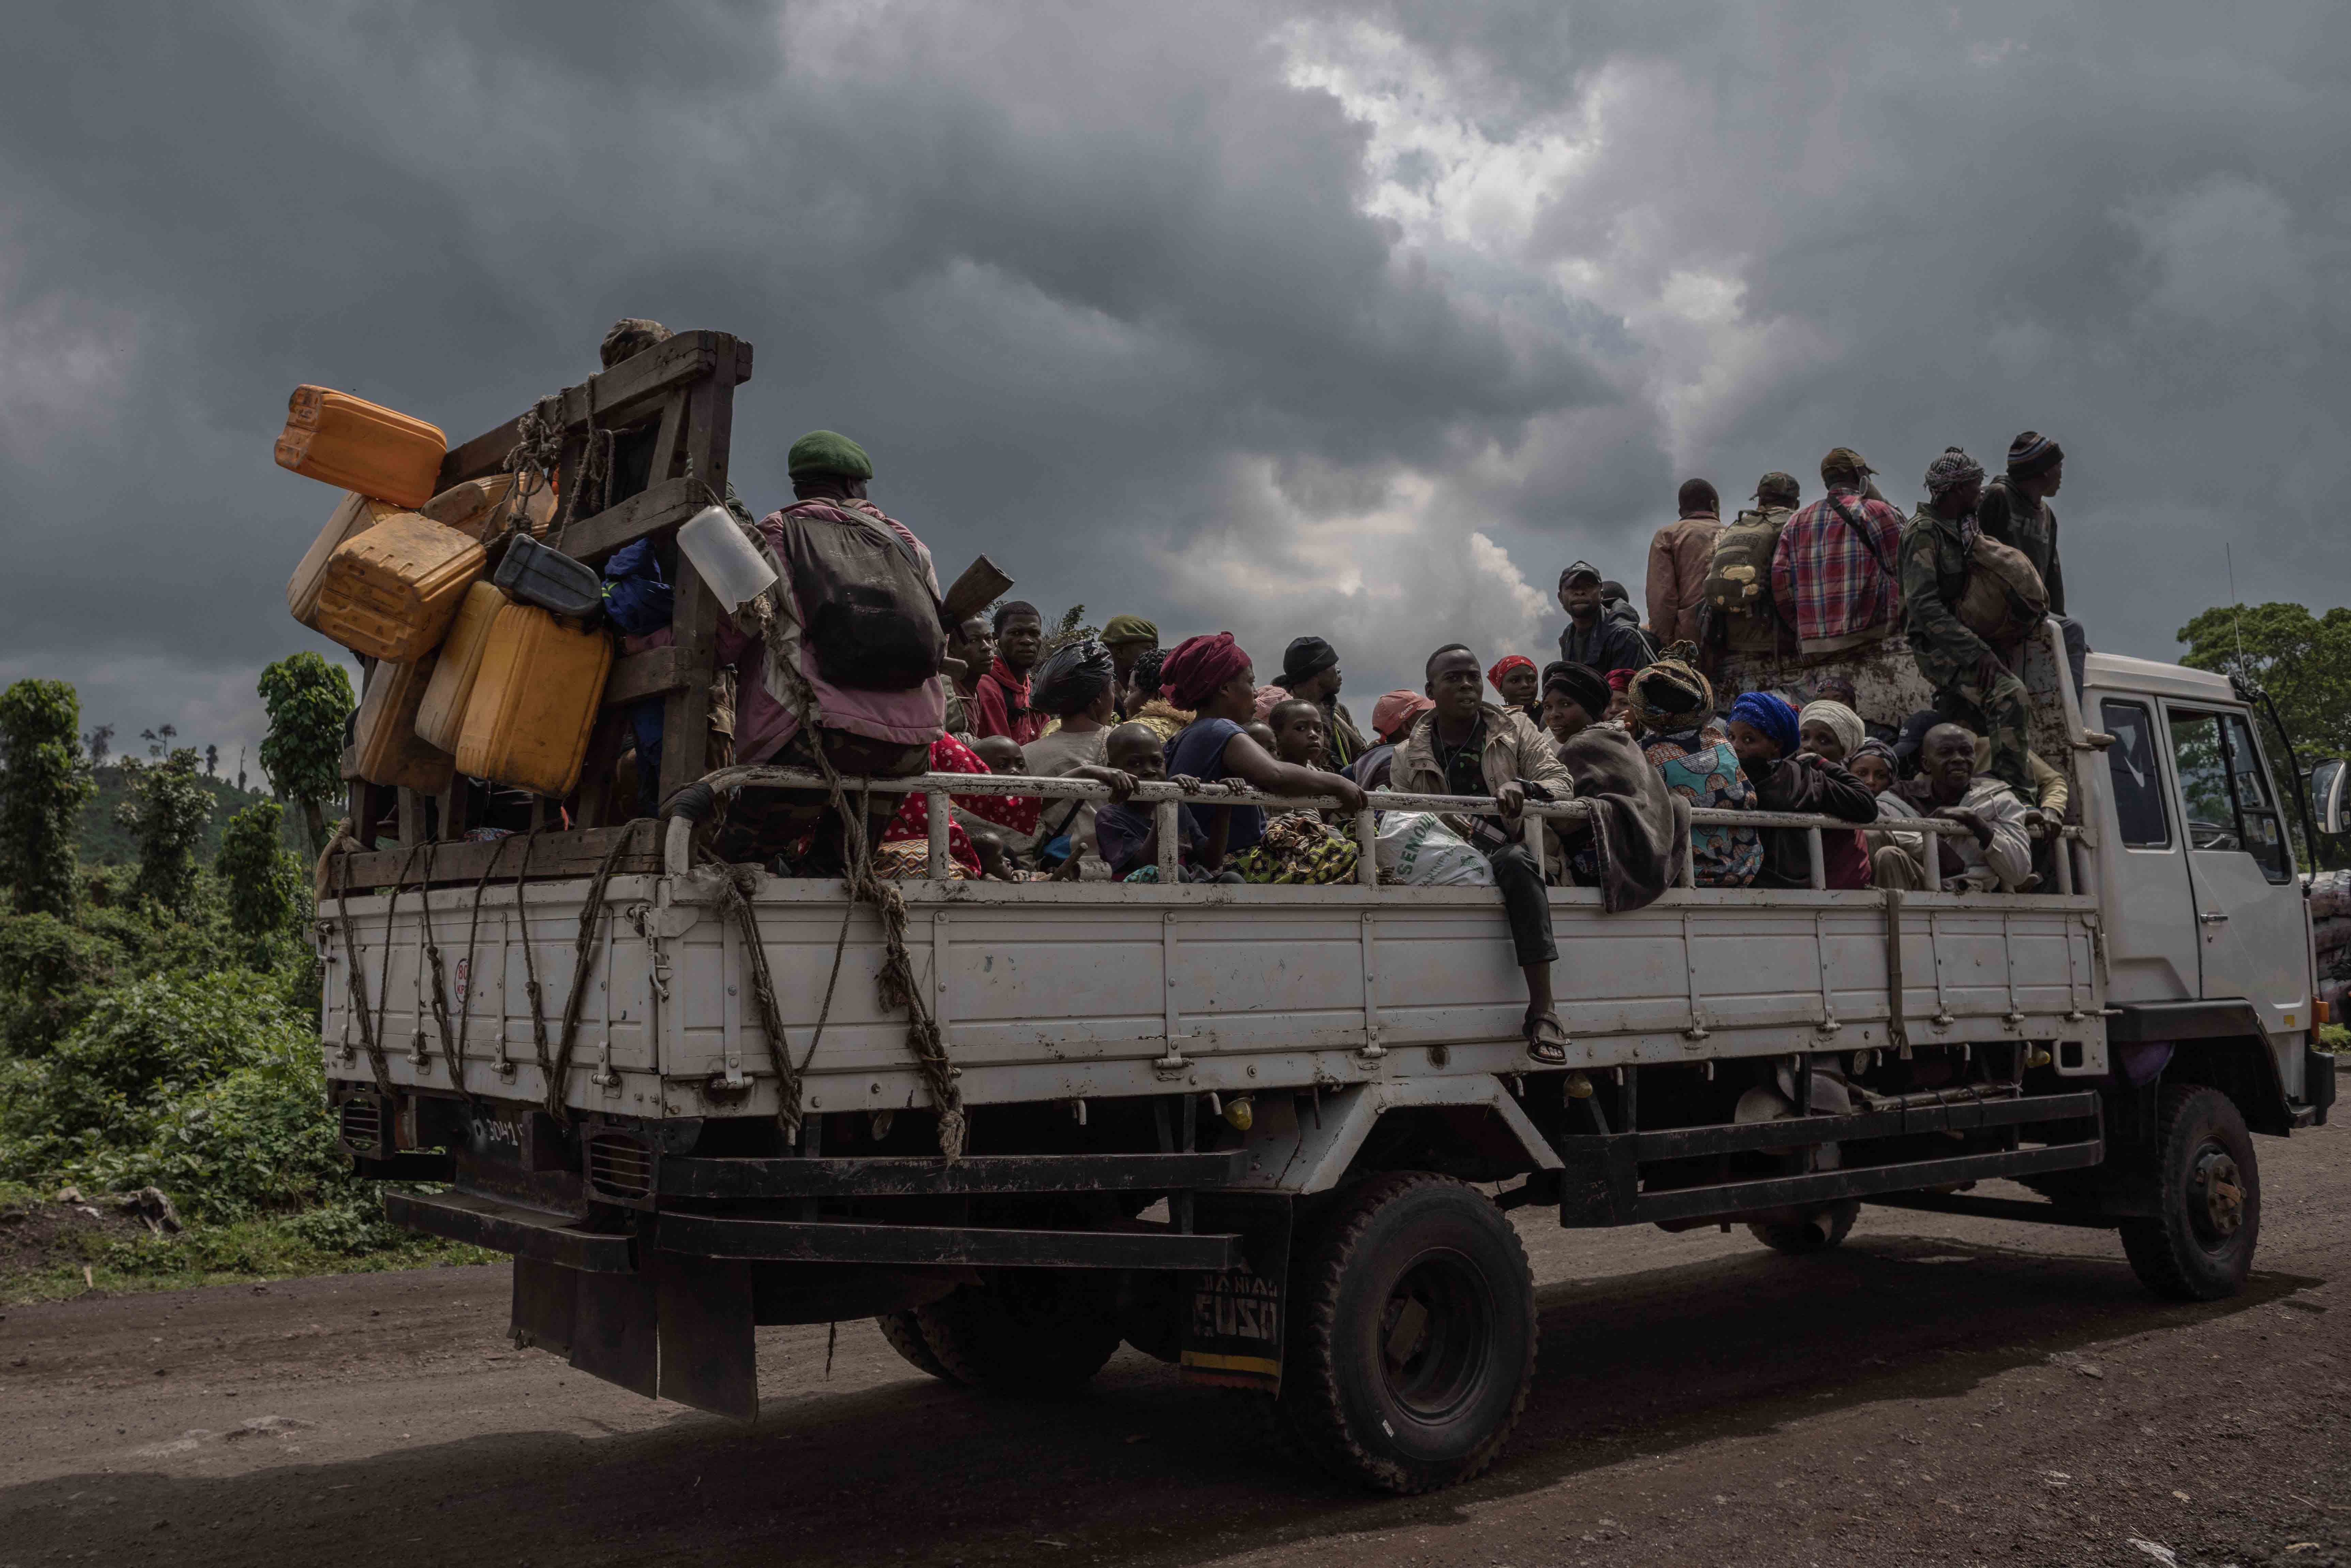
[78,764,312,868]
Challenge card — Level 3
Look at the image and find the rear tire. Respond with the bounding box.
[1278,1172,1536,1494]
[875,1309,957,1382]
[911,1271,1122,1394]
[2120,1085,2260,1301]
[1747,1200,1859,1255]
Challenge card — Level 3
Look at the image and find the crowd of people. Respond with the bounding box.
[600,322,2087,1061]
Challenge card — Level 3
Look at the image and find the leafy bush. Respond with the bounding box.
[0,678,94,917]
[0,912,123,1057]
[0,969,317,1202]
[116,749,216,914]
[217,799,306,966]
[258,653,354,857]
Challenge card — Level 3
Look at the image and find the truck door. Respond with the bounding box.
[2097,697,2201,1000]
[2163,705,2308,1029]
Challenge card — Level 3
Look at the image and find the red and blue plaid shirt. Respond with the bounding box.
[1770,486,1905,651]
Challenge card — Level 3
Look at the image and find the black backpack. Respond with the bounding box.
[770,503,947,691]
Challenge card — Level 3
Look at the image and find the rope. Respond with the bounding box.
[714,861,806,1140]
[448,836,511,1097]
[542,823,647,1123]
[734,617,966,1158]
[396,842,432,1067]
[332,847,395,1101]
[416,842,468,1102]
[512,827,554,1091]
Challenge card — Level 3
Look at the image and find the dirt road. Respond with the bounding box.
[4,1123,2347,1568]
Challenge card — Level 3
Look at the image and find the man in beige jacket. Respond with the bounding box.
[1396,645,1575,1061]
[1645,478,1722,647]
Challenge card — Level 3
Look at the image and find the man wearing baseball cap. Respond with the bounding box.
[1555,559,1652,677]
[1768,447,1907,657]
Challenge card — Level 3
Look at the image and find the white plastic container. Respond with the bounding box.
[676,505,777,613]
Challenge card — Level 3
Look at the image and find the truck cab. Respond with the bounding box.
[2086,653,2323,1114]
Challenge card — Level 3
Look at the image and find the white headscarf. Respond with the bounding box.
[1799,699,1867,761]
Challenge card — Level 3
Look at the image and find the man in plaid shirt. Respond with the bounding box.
[1770,447,1905,657]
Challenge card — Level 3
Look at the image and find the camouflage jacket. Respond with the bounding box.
[1900,505,1995,693]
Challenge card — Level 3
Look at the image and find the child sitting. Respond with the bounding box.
[1092,723,1217,881]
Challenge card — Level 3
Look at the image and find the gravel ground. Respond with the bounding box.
[2,1121,2345,1568]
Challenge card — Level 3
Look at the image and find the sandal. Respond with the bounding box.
[1524,1013,1570,1065]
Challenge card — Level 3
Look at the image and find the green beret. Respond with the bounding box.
[1100,613,1159,646]
[786,430,874,481]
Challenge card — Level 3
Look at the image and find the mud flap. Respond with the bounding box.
[511,1246,758,1420]
[654,1253,756,1421]
[1179,1196,1292,1395]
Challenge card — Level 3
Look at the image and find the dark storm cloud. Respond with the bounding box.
[2,0,2347,758]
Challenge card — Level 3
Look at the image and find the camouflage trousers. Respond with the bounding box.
[1934,668,2031,797]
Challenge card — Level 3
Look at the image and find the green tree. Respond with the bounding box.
[0,678,95,917]
[257,653,353,857]
[1044,603,1100,655]
[116,749,215,913]
[2178,601,2351,866]
[216,799,302,956]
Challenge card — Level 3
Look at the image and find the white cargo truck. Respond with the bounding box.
[321,343,2335,1493]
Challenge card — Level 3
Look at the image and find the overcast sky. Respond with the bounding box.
[3,0,2347,774]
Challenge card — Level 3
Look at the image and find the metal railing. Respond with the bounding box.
[669,766,2084,897]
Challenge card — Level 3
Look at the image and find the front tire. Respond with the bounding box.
[1279,1172,1536,1494]
[2119,1085,2260,1301]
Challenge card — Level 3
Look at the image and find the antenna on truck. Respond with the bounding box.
[2227,542,2250,679]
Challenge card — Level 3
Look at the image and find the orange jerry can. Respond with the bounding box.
[275,386,446,509]
[310,514,485,662]
[287,492,406,629]
[413,581,507,753]
[350,653,456,794]
[420,472,557,541]
[455,602,613,797]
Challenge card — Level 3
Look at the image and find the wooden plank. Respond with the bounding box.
[558,477,702,562]
[604,646,684,707]
[436,330,753,489]
[337,824,658,889]
[658,373,732,805]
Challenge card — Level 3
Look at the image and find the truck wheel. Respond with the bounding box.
[2120,1085,2261,1301]
[1279,1172,1536,1494]
[1747,1200,1859,1255]
[875,1309,957,1382]
[912,1271,1122,1394]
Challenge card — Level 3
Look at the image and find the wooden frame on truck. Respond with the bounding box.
[339,329,754,880]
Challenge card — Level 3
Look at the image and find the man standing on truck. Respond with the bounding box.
[708,429,947,867]
[1978,430,2087,693]
[1771,448,1906,659]
[1899,446,2034,797]
[1557,560,1652,678]
[1396,645,1574,1062]
[1646,478,1722,647]
[1883,722,2033,891]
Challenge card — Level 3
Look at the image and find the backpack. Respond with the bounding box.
[1702,507,1789,631]
[769,502,946,691]
[1955,532,2048,648]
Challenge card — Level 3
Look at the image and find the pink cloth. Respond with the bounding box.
[1370,689,1433,740]
[716,502,947,762]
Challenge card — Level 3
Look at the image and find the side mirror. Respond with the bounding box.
[2313,759,2348,837]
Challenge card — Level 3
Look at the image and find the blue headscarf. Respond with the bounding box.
[1728,691,1800,758]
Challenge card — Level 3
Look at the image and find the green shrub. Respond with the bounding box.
[0,678,94,917]
[0,969,314,1197]
[116,749,215,914]
[132,1034,355,1221]
[0,911,122,1056]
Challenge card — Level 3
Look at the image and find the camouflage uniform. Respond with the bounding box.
[1900,505,2031,795]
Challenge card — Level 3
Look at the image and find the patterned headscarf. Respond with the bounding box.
[1798,699,1867,760]
[1627,658,1714,735]
[1028,638,1118,716]
[1728,691,1800,757]
[1923,446,1984,499]
[1487,654,1537,693]
[1159,632,1253,710]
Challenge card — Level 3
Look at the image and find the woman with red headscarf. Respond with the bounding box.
[1162,633,1367,870]
[1488,655,1540,725]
